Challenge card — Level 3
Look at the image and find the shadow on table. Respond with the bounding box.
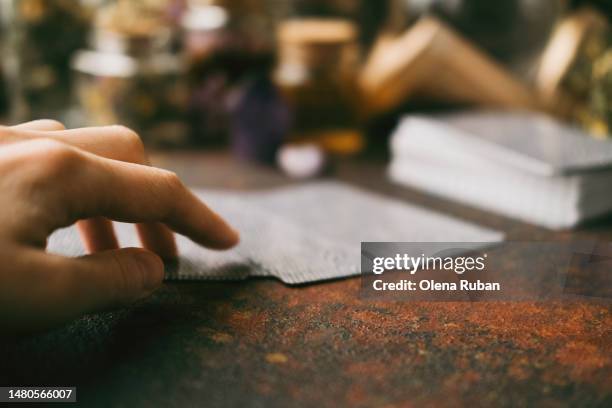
[0,279,256,389]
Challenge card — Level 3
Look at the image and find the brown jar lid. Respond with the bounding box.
[277,19,357,45]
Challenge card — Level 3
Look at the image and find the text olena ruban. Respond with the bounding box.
[369,254,502,292]
[371,253,487,275]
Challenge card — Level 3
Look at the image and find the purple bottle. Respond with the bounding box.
[229,76,291,164]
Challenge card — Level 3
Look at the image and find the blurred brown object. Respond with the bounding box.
[537,7,611,137]
[387,0,561,78]
[358,17,540,116]
[537,8,607,101]
[97,0,172,36]
[275,19,364,155]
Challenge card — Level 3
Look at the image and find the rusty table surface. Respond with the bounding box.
[1,152,610,408]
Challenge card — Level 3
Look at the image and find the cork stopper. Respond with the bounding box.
[277,19,357,45]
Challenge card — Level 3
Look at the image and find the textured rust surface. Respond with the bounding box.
[1,152,610,407]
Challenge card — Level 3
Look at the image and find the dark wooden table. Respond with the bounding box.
[1,152,610,407]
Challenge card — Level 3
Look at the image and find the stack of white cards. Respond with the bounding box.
[389,111,612,229]
[48,182,503,284]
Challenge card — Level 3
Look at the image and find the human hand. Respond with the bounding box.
[0,120,239,334]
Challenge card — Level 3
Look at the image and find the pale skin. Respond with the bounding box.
[0,120,239,334]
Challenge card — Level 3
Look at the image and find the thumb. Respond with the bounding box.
[68,247,165,312]
[1,248,164,335]
[0,248,164,333]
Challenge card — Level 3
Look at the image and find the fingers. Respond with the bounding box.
[76,218,179,260]
[13,139,238,250]
[84,158,239,249]
[136,222,178,260]
[3,124,177,258]
[77,217,119,252]
[4,125,146,163]
[0,247,163,334]
[11,119,66,131]
[66,247,165,310]
[46,127,177,257]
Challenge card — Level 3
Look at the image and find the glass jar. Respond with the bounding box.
[274,18,364,155]
[71,3,189,147]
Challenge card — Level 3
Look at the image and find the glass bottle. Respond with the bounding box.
[274,18,364,155]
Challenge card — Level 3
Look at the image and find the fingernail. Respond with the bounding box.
[135,251,164,291]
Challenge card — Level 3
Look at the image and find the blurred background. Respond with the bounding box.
[0,0,610,176]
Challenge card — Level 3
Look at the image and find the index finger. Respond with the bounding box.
[11,140,239,250]
[85,155,239,250]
